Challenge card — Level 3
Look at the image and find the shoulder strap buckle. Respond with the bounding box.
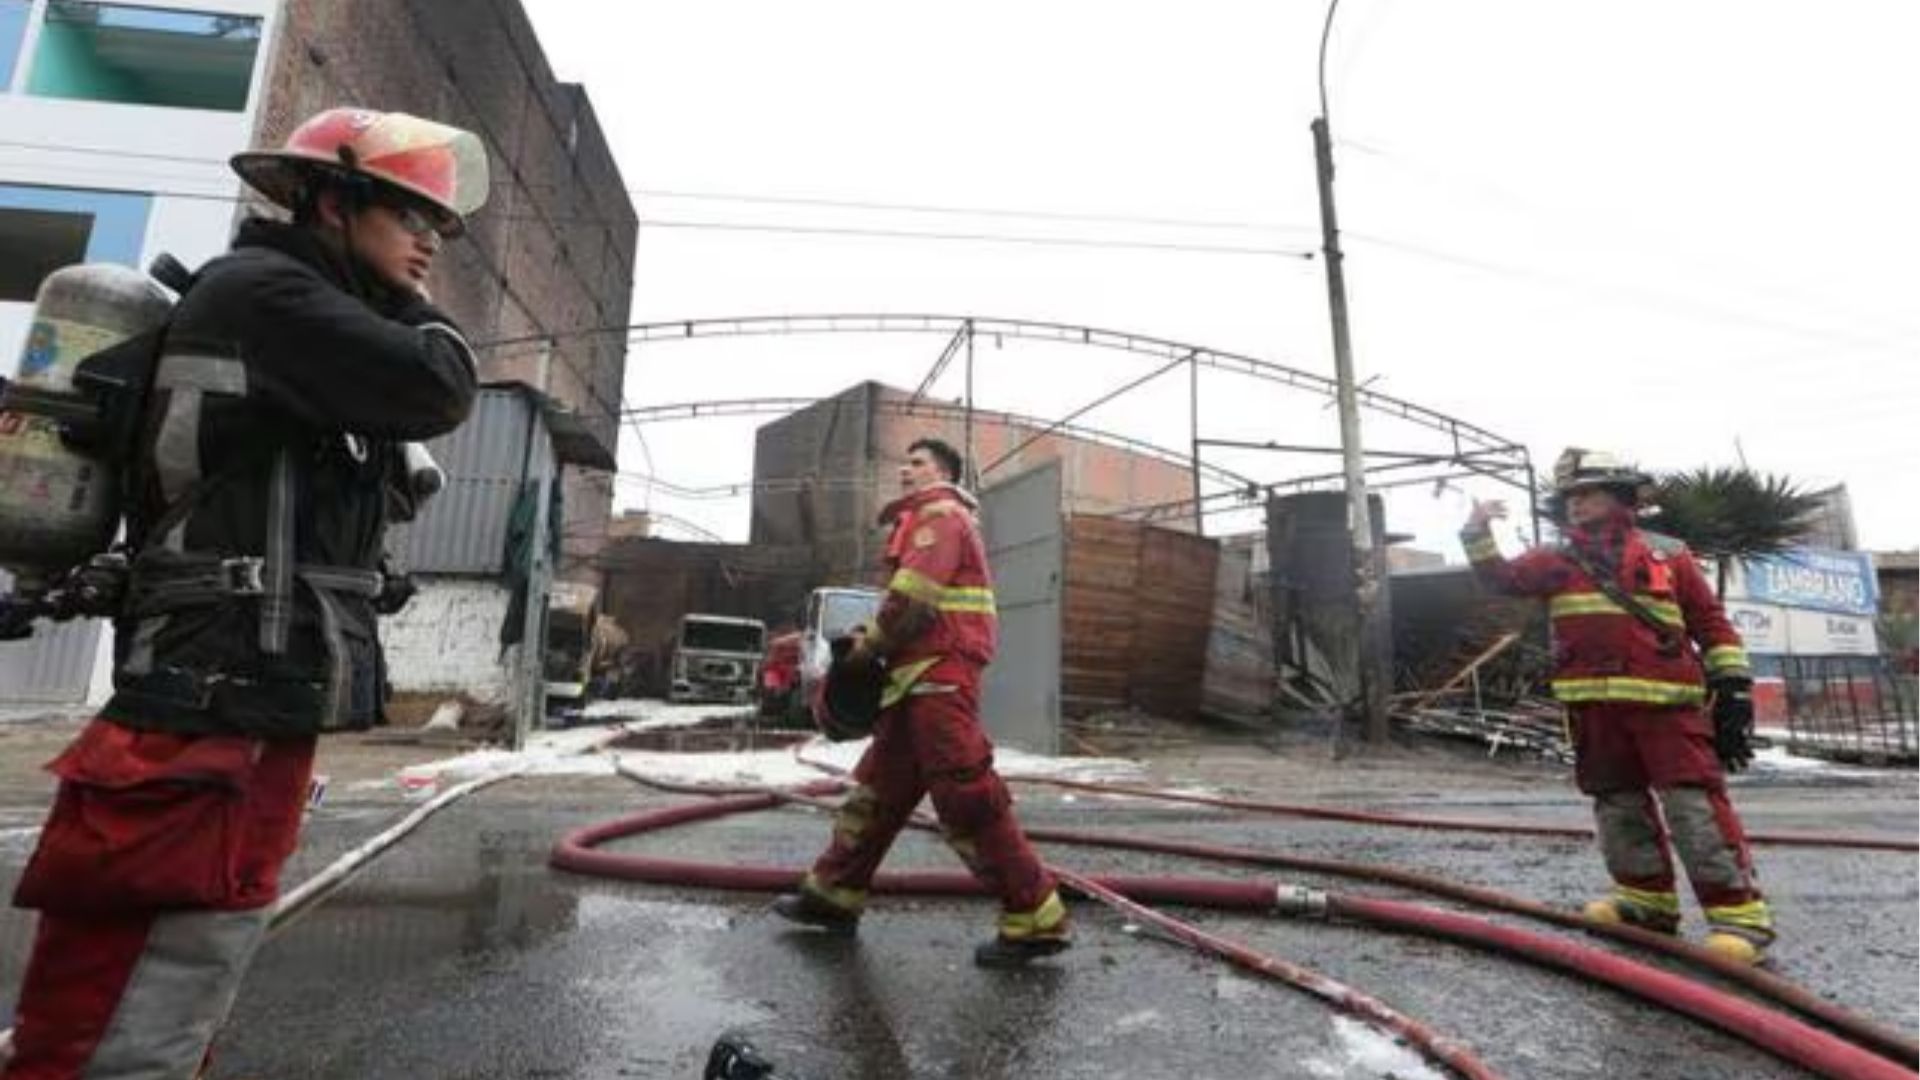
[222,556,266,596]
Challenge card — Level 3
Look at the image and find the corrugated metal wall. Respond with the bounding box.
[388,389,553,576]
[0,570,102,705]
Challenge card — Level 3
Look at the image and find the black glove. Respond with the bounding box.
[63,552,129,618]
[1709,676,1755,773]
[704,1034,782,1080]
[372,571,418,616]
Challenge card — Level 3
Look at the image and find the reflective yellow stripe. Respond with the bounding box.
[880,656,940,709]
[889,571,996,614]
[1704,644,1750,675]
[1705,899,1773,932]
[1552,676,1706,706]
[1549,592,1684,628]
[800,872,867,913]
[1614,886,1681,917]
[888,568,946,605]
[938,585,997,615]
[997,889,1069,940]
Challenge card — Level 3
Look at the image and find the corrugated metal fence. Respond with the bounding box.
[0,566,102,704]
[387,389,553,576]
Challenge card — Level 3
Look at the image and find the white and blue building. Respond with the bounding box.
[1,0,280,704]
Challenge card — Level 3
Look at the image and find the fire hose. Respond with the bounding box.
[1009,776,1920,853]
[553,766,1917,1080]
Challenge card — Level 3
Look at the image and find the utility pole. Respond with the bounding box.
[1311,0,1390,746]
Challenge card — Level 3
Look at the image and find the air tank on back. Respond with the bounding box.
[0,263,172,591]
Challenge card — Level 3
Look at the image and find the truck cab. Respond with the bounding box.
[669,614,768,704]
[544,582,601,706]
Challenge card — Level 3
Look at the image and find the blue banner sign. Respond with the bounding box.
[1737,549,1878,616]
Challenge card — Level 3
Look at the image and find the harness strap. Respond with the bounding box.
[127,557,382,618]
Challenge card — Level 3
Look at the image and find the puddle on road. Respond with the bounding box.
[1298,1016,1449,1080]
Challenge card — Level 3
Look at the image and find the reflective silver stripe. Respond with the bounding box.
[85,908,270,1079]
[151,388,203,511]
[299,566,383,597]
[418,321,476,376]
[154,353,247,396]
[122,615,168,676]
[309,583,352,725]
[258,449,295,655]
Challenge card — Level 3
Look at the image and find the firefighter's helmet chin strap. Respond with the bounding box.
[327,149,400,306]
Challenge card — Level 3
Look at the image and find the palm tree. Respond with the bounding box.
[1644,467,1824,596]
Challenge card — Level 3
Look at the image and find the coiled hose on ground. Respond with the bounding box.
[553,765,1918,1080]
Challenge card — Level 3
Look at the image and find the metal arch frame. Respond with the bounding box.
[1122,446,1535,524]
[620,395,1264,493]
[616,314,1516,451]
[590,314,1538,539]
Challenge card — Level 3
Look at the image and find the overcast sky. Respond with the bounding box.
[522,0,1917,558]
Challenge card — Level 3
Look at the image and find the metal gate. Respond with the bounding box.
[979,462,1062,755]
[0,568,105,706]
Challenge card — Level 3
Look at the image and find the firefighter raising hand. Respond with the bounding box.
[1467,498,1509,529]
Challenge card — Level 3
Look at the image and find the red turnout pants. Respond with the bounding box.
[3,719,314,1079]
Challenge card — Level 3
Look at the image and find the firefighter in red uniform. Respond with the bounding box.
[772,437,1071,967]
[1,109,485,1077]
[1461,448,1774,963]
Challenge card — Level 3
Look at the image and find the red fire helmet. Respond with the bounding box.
[231,108,489,235]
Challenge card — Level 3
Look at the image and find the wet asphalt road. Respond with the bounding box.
[1,761,1915,1079]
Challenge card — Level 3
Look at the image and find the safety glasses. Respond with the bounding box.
[375,195,458,239]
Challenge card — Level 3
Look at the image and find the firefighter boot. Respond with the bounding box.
[1581,888,1681,935]
[1702,900,1774,966]
[974,890,1071,968]
[770,876,862,935]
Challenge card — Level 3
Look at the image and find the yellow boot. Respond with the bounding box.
[1702,931,1765,965]
[1702,899,1774,965]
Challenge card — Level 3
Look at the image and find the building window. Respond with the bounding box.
[0,184,153,302]
[27,1,262,112]
[0,0,30,89]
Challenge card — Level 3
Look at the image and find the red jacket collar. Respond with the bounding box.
[879,481,979,526]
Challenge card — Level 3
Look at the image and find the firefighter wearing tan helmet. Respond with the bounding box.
[1460,448,1774,964]
[1,109,488,1079]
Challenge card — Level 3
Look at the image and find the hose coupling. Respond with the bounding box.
[1274,883,1330,919]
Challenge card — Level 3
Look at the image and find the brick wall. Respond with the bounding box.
[749,381,1200,583]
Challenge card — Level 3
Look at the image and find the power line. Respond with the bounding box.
[633,186,1317,235]
[638,218,1317,259]
[4,136,1319,237]
[1345,231,1914,353]
[2,138,1318,257]
[18,136,1906,358]
[1334,134,1920,345]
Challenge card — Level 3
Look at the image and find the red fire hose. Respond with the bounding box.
[1014,819,1920,1067]
[551,778,1917,1080]
[1010,776,1920,853]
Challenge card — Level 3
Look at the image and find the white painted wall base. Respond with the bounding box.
[379,577,515,703]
